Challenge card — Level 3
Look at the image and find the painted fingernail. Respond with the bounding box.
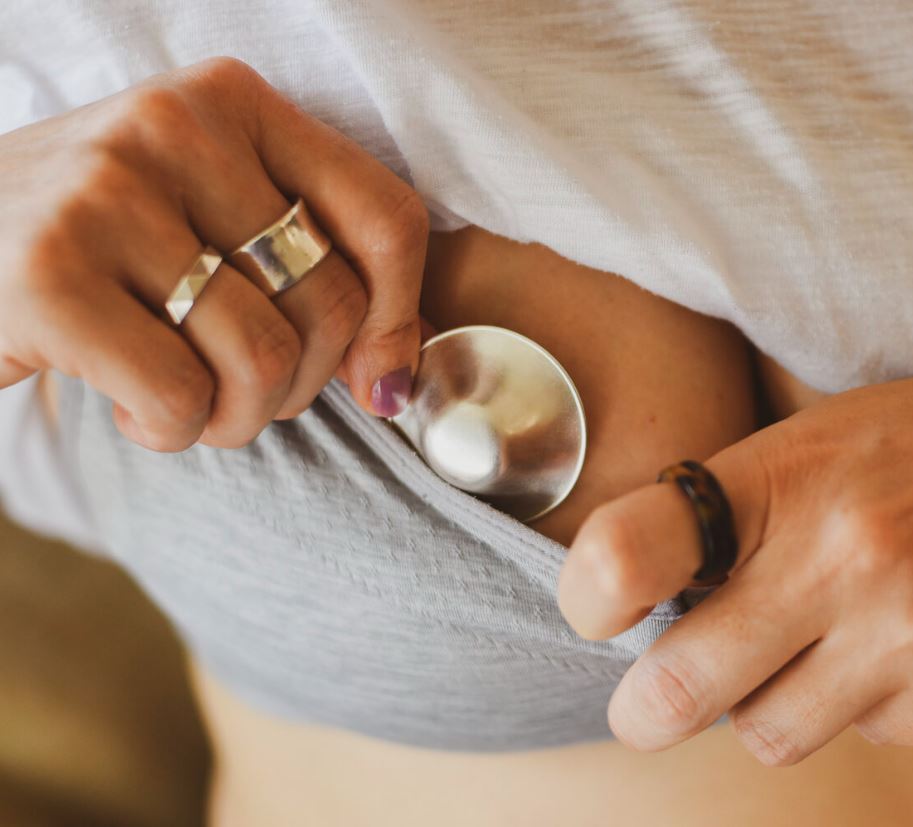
[371,367,412,417]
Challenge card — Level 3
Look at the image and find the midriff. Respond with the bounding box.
[193,227,912,826]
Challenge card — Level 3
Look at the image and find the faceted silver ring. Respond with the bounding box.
[229,198,332,297]
[164,246,223,325]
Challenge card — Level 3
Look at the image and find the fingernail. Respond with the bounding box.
[371,367,412,417]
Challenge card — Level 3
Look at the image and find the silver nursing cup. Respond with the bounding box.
[391,325,586,523]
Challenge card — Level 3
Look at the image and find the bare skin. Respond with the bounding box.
[193,663,913,827]
[189,226,913,826]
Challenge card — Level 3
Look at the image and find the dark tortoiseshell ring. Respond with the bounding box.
[657,460,738,583]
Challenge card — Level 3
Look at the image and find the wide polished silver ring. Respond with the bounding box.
[229,198,332,296]
[165,246,223,325]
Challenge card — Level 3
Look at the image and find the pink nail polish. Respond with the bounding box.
[371,367,412,417]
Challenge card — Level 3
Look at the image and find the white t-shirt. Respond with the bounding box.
[2,0,912,538]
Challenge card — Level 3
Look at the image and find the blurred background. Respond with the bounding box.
[0,510,210,827]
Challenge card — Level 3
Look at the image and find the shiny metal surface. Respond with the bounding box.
[391,326,586,522]
[164,246,222,325]
[229,198,332,296]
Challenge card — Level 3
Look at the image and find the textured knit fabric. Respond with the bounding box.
[0,378,98,551]
[59,376,706,750]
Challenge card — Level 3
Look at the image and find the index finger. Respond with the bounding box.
[557,438,771,641]
[26,279,213,452]
[242,66,427,414]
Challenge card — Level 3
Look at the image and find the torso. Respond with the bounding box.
[191,227,913,826]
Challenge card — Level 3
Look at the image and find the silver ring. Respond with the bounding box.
[229,198,332,296]
[165,246,222,325]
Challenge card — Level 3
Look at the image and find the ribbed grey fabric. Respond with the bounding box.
[58,375,705,751]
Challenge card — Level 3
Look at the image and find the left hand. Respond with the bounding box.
[558,378,913,765]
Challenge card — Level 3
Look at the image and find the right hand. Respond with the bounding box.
[0,57,428,450]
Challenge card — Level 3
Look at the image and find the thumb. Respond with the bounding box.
[557,437,771,641]
[343,282,423,418]
[334,315,438,388]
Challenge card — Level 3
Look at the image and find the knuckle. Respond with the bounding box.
[42,150,137,234]
[21,164,136,283]
[179,57,263,124]
[193,55,259,89]
[559,507,655,640]
[854,701,913,747]
[135,427,199,454]
[581,508,650,603]
[20,240,79,300]
[633,658,704,736]
[361,315,421,352]
[106,84,210,162]
[855,716,892,746]
[239,321,301,393]
[18,246,91,324]
[558,545,614,641]
[77,150,143,209]
[17,155,143,309]
[830,504,906,579]
[198,423,260,451]
[368,188,429,260]
[154,364,214,427]
[204,434,250,451]
[121,84,194,136]
[732,714,803,767]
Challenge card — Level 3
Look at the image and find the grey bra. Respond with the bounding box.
[59,375,705,751]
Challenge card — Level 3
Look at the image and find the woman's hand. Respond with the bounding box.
[558,378,913,764]
[0,57,427,451]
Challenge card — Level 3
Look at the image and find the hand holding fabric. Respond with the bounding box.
[559,379,913,764]
[0,58,427,451]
